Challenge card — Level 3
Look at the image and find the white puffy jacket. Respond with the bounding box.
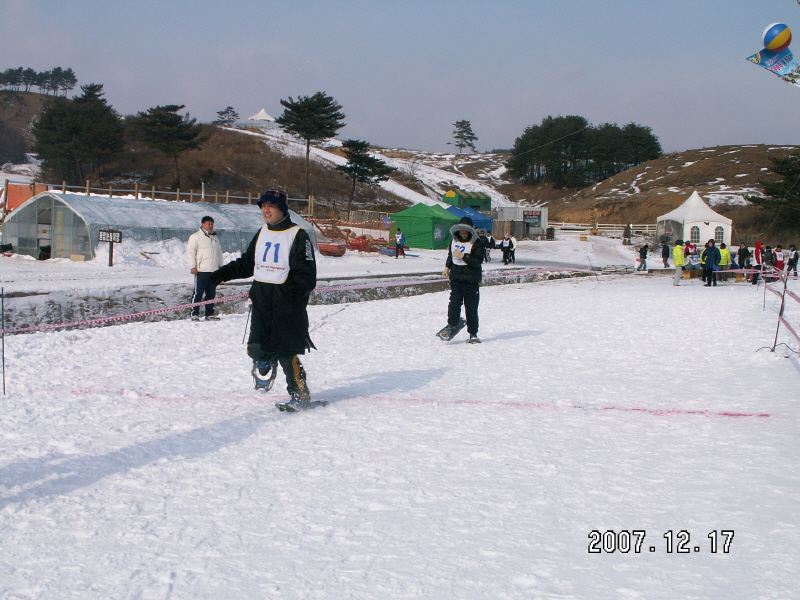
[186,229,223,272]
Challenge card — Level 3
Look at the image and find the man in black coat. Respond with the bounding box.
[212,189,317,411]
[441,216,485,343]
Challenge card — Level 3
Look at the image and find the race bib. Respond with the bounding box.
[451,239,473,266]
[253,225,300,284]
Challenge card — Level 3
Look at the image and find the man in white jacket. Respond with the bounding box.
[186,216,224,321]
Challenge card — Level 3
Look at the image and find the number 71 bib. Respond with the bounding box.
[254,225,300,284]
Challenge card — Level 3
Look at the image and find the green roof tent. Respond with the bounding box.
[442,189,492,211]
[391,203,460,250]
[1,191,317,261]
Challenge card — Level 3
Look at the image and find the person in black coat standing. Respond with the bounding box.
[442,216,485,343]
[661,241,670,268]
[702,239,721,287]
[211,189,317,411]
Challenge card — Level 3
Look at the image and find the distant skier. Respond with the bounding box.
[438,216,485,343]
[672,240,684,286]
[787,244,798,276]
[395,228,406,258]
[210,189,318,412]
[702,239,720,287]
[500,235,512,264]
[636,244,649,271]
[484,231,495,262]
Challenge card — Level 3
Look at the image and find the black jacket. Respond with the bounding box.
[446,223,484,284]
[212,215,316,355]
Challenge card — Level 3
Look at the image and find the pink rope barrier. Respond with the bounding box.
[1,266,588,335]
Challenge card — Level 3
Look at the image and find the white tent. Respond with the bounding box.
[656,191,732,247]
[248,109,275,122]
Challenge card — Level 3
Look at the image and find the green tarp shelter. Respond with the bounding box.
[391,203,460,249]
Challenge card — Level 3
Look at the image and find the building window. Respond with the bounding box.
[715,226,724,244]
[690,226,700,244]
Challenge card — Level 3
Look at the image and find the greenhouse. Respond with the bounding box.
[1,191,317,261]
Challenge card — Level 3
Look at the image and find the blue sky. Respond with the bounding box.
[3,0,800,153]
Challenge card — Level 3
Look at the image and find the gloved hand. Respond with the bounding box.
[442,267,450,277]
[452,249,464,259]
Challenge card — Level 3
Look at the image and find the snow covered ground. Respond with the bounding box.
[1,238,799,599]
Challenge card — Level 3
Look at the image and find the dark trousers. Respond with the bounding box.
[191,272,218,316]
[448,280,480,335]
[703,266,717,285]
[395,244,404,257]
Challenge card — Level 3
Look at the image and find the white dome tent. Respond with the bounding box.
[248,109,275,122]
[655,191,732,247]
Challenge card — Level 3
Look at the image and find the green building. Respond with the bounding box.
[441,189,491,211]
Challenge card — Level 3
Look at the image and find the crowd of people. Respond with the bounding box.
[642,239,799,287]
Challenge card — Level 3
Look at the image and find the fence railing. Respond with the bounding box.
[549,222,658,234]
[1,178,320,216]
[762,267,800,352]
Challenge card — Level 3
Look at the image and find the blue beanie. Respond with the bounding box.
[258,189,289,214]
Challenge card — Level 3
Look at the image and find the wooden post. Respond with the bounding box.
[225,190,229,204]
[215,191,219,203]
[190,189,194,202]
[176,188,181,202]
[152,185,156,199]
[135,183,140,199]
[109,241,114,267]
[85,180,90,196]
[2,179,7,209]
[248,191,252,204]
[309,196,314,217]
[62,181,66,193]
[108,184,112,197]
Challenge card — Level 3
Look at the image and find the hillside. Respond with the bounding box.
[3,91,800,242]
[538,144,800,243]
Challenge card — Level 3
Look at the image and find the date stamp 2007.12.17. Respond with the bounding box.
[588,530,734,554]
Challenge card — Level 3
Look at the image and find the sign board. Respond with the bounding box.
[523,210,542,227]
[98,230,122,243]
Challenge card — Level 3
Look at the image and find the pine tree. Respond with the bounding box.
[21,68,37,92]
[335,139,395,210]
[452,120,478,153]
[275,91,345,198]
[31,83,124,183]
[132,104,206,188]
[747,152,800,226]
[213,106,240,127]
[59,68,78,96]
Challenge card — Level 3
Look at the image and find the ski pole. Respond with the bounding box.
[242,304,252,344]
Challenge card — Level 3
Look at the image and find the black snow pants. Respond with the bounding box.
[448,280,480,335]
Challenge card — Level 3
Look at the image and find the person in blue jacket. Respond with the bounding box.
[701,239,721,287]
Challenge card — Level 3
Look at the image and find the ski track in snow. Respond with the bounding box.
[1,275,799,599]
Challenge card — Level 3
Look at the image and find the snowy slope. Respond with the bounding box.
[231,127,514,207]
[1,271,799,599]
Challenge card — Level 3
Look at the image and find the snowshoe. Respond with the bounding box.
[467,334,481,344]
[436,318,467,341]
[276,398,329,412]
[252,359,278,392]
